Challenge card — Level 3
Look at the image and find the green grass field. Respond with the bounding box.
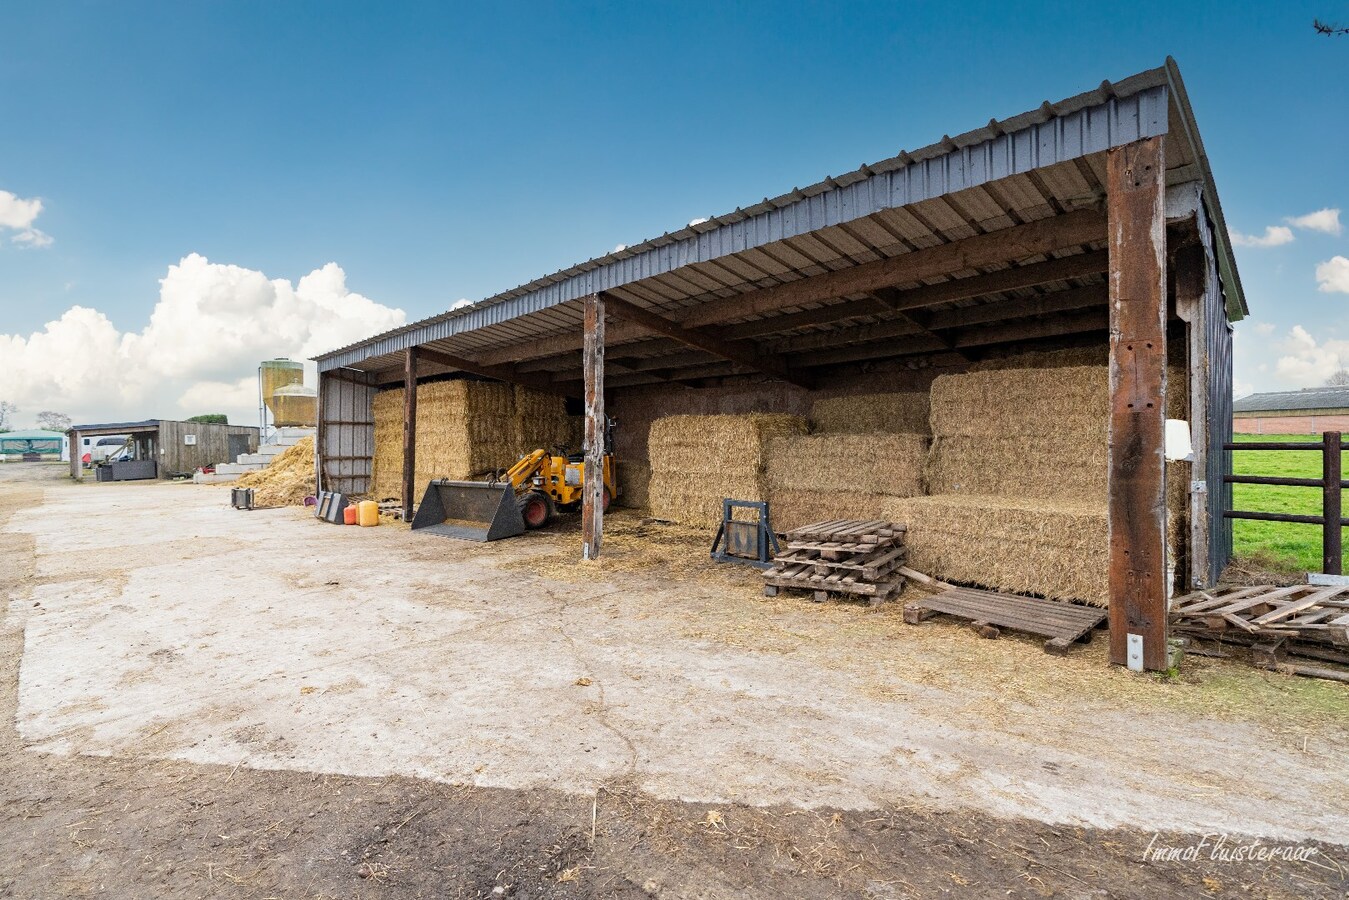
[1230,433,1345,573]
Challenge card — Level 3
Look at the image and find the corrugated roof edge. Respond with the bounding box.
[1162,57,1247,322]
[316,60,1243,364]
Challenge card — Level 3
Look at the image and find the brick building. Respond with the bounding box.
[1233,386,1349,434]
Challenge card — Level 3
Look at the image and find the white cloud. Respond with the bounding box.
[1316,256,1349,294]
[1286,208,1342,236]
[1233,380,1254,399]
[1251,321,1276,335]
[688,217,710,227]
[1231,225,1294,248]
[0,255,405,426]
[1273,324,1349,385]
[0,188,53,248]
[449,297,473,310]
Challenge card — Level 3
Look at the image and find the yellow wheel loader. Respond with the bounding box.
[410,419,616,542]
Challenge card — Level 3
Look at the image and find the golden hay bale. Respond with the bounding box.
[647,414,805,525]
[810,393,930,435]
[649,473,767,527]
[968,346,1108,371]
[648,414,807,476]
[370,380,521,502]
[929,367,1109,439]
[236,436,315,507]
[767,489,893,533]
[926,435,1108,502]
[616,460,651,510]
[884,494,1110,605]
[765,433,927,495]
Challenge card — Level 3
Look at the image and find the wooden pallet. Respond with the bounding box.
[1171,584,1349,646]
[762,568,903,605]
[766,519,907,605]
[903,587,1106,655]
[771,543,907,581]
[783,519,904,545]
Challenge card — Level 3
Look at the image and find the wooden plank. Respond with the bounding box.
[582,293,604,561]
[601,293,811,389]
[1250,586,1345,625]
[401,347,418,523]
[1106,135,1169,671]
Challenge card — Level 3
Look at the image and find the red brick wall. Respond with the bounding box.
[1234,413,1349,434]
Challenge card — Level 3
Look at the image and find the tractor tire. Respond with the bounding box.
[519,491,553,529]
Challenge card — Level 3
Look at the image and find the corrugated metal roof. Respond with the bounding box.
[316,59,1244,375]
[68,420,159,432]
[1233,387,1349,413]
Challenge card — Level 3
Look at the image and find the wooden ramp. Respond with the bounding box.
[903,587,1106,655]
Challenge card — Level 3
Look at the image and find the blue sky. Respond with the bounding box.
[1,1,1347,423]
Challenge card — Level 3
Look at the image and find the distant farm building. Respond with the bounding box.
[68,420,260,481]
[1232,387,1349,434]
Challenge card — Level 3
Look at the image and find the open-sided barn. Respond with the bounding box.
[313,60,1244,672]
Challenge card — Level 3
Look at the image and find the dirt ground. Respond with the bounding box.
[1,462,1346,899]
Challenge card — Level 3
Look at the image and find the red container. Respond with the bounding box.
[342,505,358,525]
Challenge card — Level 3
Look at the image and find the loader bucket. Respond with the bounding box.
[410,480,526,542]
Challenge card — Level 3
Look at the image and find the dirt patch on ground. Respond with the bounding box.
[1,464,1345,898]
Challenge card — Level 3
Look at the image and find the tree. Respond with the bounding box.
[187,413,229,424]
[1314,18,1349,35]
[36,410,72,432]
[0,401,15,432]
[1326,370,1349,386]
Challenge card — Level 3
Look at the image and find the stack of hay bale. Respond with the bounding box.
[884,362,1188,606]
[765,393,930,532]
[370,380,579,503]
[648,414,807,527]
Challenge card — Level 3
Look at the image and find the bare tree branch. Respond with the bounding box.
[1314,18,1349,35]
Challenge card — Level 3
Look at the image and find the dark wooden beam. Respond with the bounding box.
[1106,136,1169,672]
[416,346,579,400]
[676,208,1106,329]
[871,287,968,361]
[710,249,1112,342]
[601,293,812,389]
[402,347,419,522]
[474,319,649,368]
[582,293,605,561]
[473,213,1106,367]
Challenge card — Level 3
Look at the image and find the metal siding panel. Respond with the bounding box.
[318,84,1170,371]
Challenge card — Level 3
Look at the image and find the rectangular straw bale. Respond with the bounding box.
[369,379,519,502]
[884,494,1110,605]
[649,473,768,527]
[926,435,1108,502]
[648,414,807,477]
[616,460,651,510]
[929,367,1109,438]
[810,393,930,435]
[765,433,927,495]
[647,414,807,525]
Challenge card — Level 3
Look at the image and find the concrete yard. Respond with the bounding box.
[2,462,1347,898]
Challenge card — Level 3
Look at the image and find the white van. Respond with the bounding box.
[81,435,130,464]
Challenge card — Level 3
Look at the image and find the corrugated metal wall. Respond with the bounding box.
[318,374,376,495]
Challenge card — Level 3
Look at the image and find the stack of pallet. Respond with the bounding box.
[762,519,907,606]
[1171,584,1349,681]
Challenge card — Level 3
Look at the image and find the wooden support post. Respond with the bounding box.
[1324,431,1342,575]
[315,372,327,494]
[582,292,605,560]
[402,347,419,523]
[1107,136,1169,672]
[1174,241,1208,589]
